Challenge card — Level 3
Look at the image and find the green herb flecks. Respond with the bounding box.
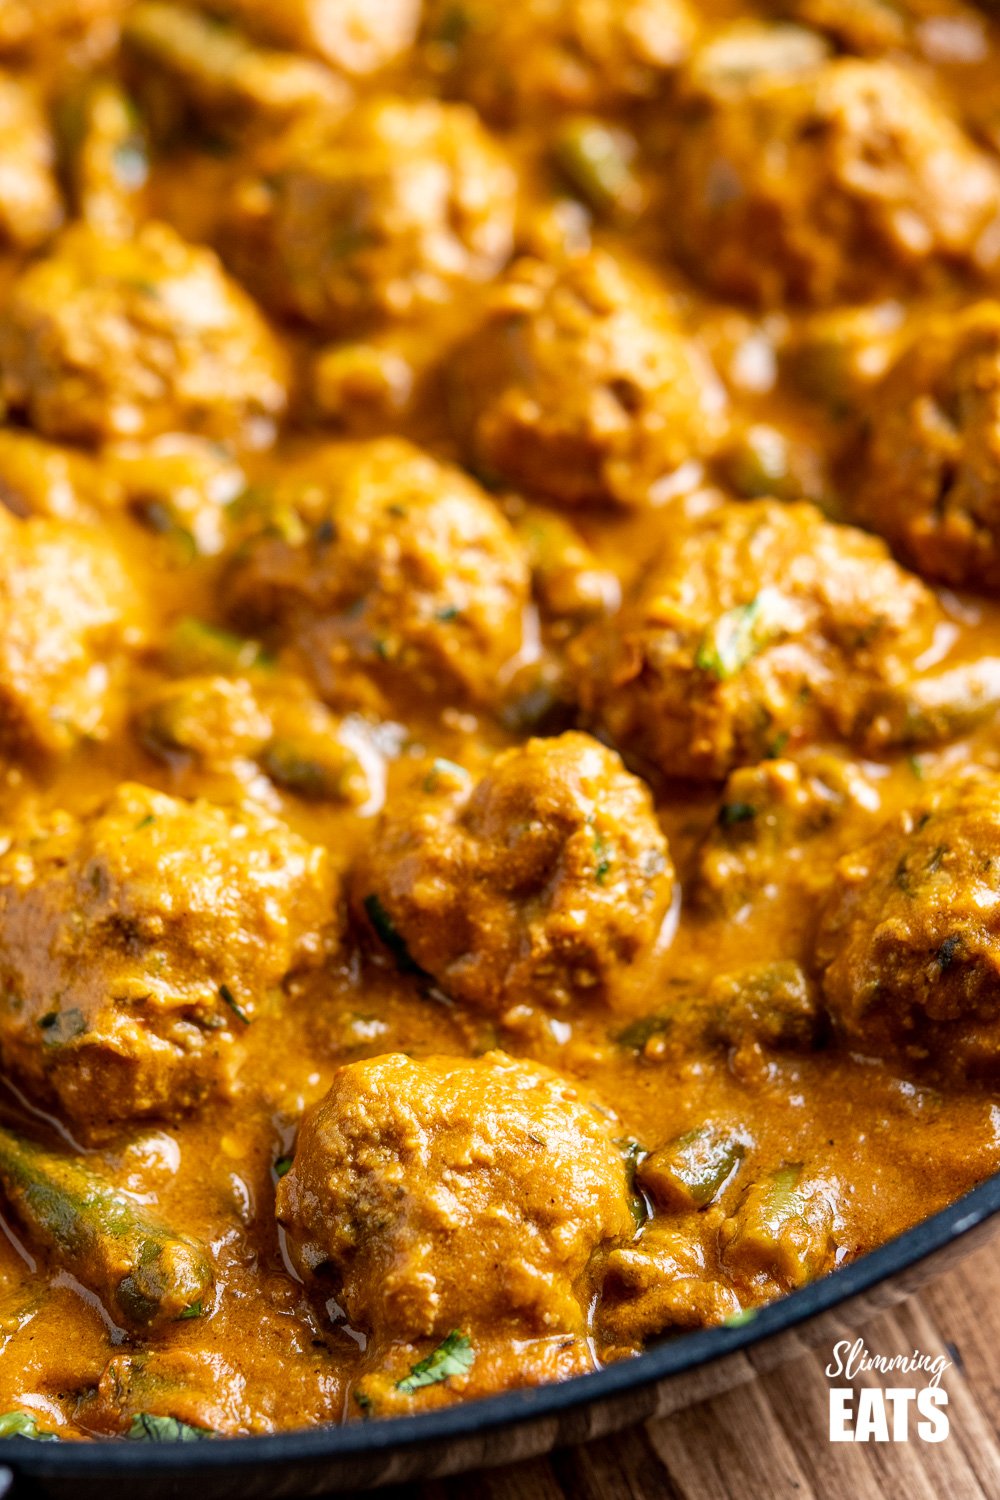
[696,595,782,682]
[593,830,613,884]
[219,984,250,1026]
[422,758,470,794]
[718,801,756,828]
[38,1008,87,1046]
[396,1331,475,1395]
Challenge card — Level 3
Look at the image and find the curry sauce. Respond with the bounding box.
[1,0,1000,1443]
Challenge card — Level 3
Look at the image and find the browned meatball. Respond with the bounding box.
[277,1051,635,1342]
[852,302,1000,590]
[0,221,288,445]
[669,54,1000,306]
[353,732,675,1014]
[816,774,1000,1077]
[224,438,529,710]
[133,675,273,772]
[574,499,946,780]
[694,753,880,918]
[424,0,697,122]
[0,77,62,249]
[450,250,726,508]
[0,509,142,758]
[201,0,421,73]
[0,783,337,1134]
[222,98,516,334]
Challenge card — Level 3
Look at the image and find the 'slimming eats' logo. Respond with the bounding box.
[825,1339,951,1443]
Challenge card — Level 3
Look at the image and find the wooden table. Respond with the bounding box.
[376,1239,1000,1500]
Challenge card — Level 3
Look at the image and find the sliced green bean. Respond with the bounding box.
[0,1127,213,1334]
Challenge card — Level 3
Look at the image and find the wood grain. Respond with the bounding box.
[375,1238,1000,1500]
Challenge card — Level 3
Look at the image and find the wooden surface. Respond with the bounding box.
[375,1238,1000,1500]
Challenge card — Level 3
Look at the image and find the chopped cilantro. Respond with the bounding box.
[38,1008,87,1046]
[126,1414,214,1443]
[593,830,613,884]
[396,1331,475,1394]
[695,595,781,681]
[718,801,756,828]
[0,1411,59,1441]
[274,1155,294,1179]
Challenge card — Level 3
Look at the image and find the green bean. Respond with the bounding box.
[862,658,1000,749]
[0,1127,213,1334]
[722,1163,835,1288]
[638,1124,746,1212]
[262,736,365,802]
[57,78,147,237]
[124,3,346,137]
[552,118,642,221]
[163,617,271,677]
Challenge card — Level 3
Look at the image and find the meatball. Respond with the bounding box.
[222,97,516,334]
[0,509,142,758]
[695,753,880,918]
[424,0,697,122]
[133,675,272,771]
[0,77,61,250]
[669,55,1000,306]
[0,221,288,445]
[224,438,529,710]
[0,784,337,1133]
[450,250,726,508]
[201,0,420,73]
[353,732,675,1014]
[123,2,351,143]
[277,1051,635,1342]
[816,774,1000,1077]
[852,302,1000,590]
[575,499,943,780]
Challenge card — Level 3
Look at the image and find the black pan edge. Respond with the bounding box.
[5,1165,1000,1479]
